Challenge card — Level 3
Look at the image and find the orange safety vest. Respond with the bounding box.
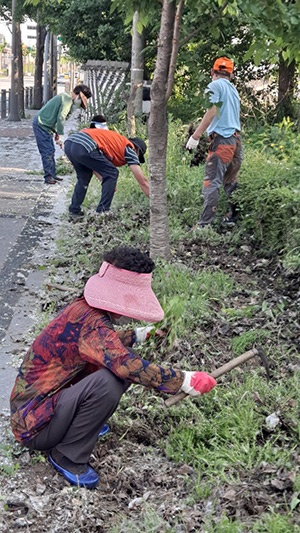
[81,129,135,167]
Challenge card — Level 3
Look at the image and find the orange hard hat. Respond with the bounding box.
[213,57,234,74]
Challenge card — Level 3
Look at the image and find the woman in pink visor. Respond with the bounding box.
[10,247,216,489]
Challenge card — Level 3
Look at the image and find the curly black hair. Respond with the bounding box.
[103,246,155,273]
[73,84,92,99]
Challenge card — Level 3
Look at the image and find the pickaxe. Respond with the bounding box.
[165,345,270,408]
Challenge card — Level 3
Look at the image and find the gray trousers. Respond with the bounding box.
[199,133,243,225]
[25,369,128,464]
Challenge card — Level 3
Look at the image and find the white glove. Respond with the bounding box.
[180,371,217,397]
[134,326,154,343]
[186,136,199,150]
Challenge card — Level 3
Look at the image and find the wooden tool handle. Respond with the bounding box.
[165,347,258,407]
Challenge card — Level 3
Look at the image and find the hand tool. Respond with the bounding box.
[165,345,270,407]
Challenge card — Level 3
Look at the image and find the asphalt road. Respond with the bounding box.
[0,75,35,91]
[0,76,67,91]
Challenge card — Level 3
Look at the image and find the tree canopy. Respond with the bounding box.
[33,0,132,63]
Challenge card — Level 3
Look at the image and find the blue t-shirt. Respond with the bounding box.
[205,78,240,138]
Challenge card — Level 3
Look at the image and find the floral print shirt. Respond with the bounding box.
[10,298,183,443]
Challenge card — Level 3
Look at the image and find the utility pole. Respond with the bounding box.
[8,0,21,121]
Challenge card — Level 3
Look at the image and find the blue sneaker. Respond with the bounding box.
[48,452,99,489]
[98,424,110,438]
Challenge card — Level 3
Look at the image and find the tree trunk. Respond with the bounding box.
[33,23,47,109]
[43,30,51,104]
[50,34,58,98]
[127,11,145,136]
[277,52,296,121]
[148,0,176,260]
[127,83,140,136]
[16,23,24,118]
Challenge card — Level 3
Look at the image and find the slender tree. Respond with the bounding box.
[33,20,46,109]
[127,11,145,136]
[148,0,176,259]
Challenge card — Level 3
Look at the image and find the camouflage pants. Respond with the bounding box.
[199,132,243,225]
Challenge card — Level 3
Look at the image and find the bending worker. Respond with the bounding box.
[32,84,92,185]
[64,120,150,219]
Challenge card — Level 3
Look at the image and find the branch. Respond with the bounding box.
[179,0,229,49]
[166,0,184,101]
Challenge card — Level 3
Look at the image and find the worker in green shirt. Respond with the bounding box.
[32,84,92,184]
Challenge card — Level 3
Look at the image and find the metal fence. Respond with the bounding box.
[0,87,35,119]
[82,60,129,120]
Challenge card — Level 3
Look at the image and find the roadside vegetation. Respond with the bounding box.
[1,113,299,531]
[3,116,297,532]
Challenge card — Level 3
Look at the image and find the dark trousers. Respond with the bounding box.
[25,369,128,464]
[64,140,119,214]
[199,133,243,225]
[32,116,56,182]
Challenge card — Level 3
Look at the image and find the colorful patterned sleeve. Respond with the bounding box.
[79,325,184,394]
[116,328,136,347]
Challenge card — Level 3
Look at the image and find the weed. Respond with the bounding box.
[204,514,244,533]
[0,443,21,476]
[252,510,299,532]
[30,451,47,464]
[231,329,271,355]
[109,503,175,532]
[55,155,73,175]
[222,305,259,320]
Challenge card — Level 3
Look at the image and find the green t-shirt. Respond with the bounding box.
[37,93,73,135]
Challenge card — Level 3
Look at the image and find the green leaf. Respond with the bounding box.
[290,495,300,511]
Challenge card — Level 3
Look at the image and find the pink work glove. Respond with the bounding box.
[181,371,217,397]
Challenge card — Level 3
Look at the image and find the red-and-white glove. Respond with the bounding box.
[186,136,199,150]
[55,134,64,149]
[134,326,154,343]
[181,371,217,397]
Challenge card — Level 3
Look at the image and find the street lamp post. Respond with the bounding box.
[8,0,20,121]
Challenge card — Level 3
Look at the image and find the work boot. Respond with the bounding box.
[223,216,236,227]
[69,210,84,221]
[98,424,110,438]
[44,177,57,185]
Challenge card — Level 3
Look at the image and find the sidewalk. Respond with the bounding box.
[0,109,76,416]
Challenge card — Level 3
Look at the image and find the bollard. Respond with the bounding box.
[25,87,29,108]
[1,89,7,119]
[29,86,33,108]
